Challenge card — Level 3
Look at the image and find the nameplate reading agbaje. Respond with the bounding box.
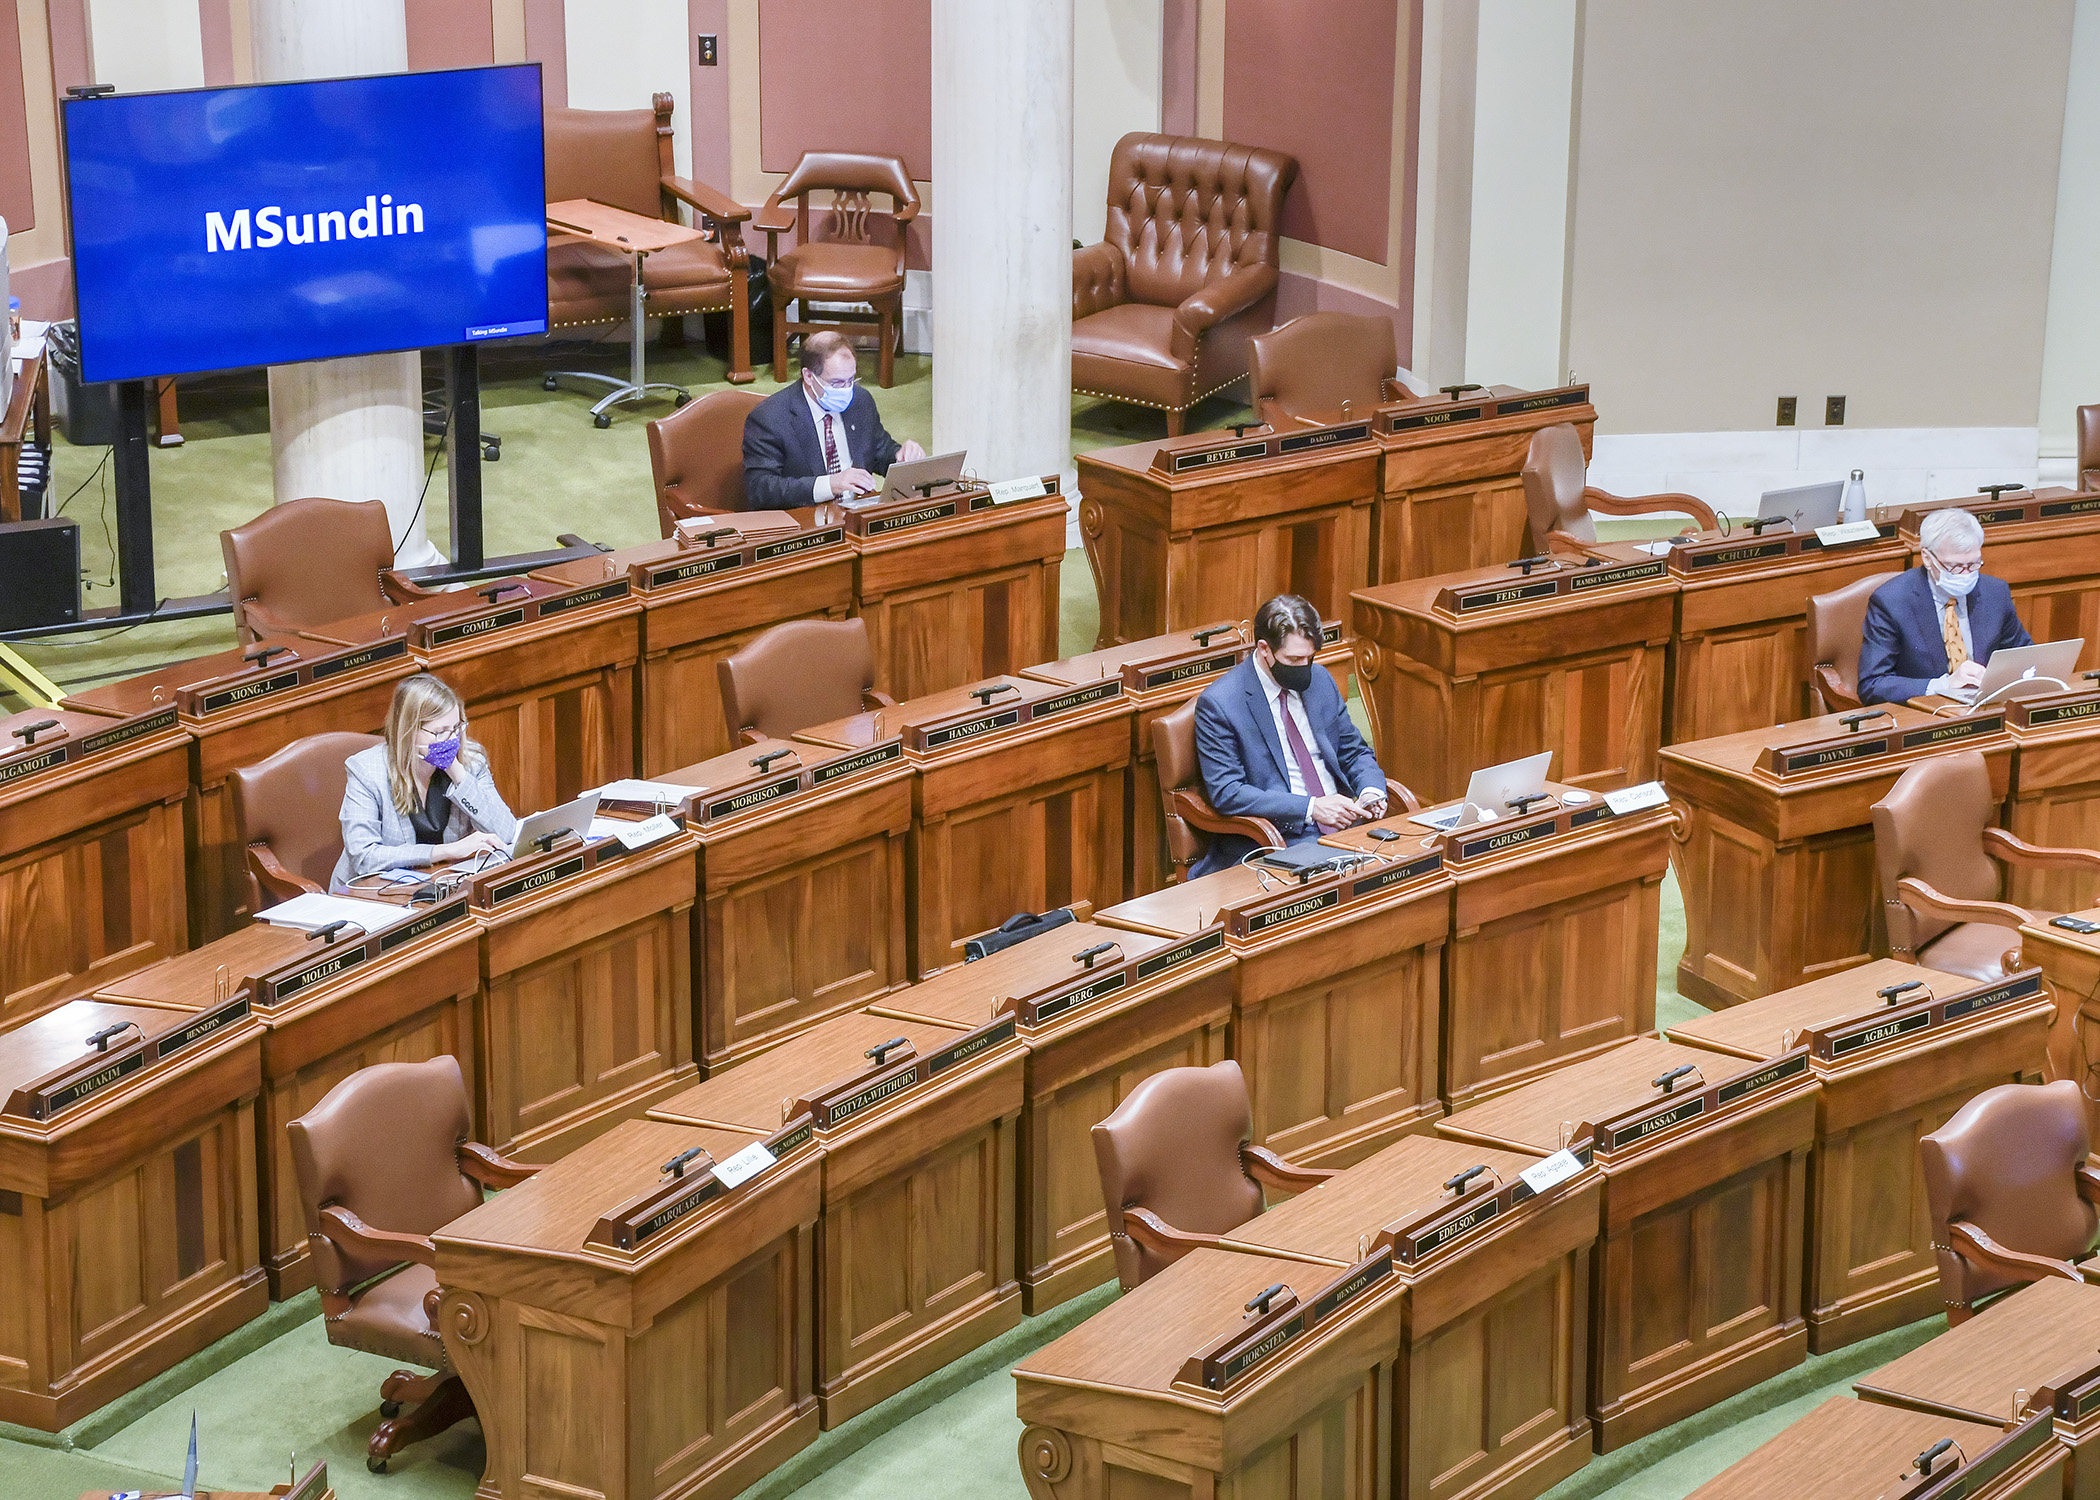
[704,774,802,823]
[1383,402,1484,434]
[151,996,251,1061]
[197,669,302,715]
[1031,679,1122,719]
[426,607,526,648]
[1813,970,2044,1060]
[1901,714,2005,750]
[1828,1010,1931,1059]
[311,636,410,680]
[486,855,586,907]
[914,707,1023,752]
[754,526,845,562]
[809,739,904,786]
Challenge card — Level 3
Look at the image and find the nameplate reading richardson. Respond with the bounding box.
[1599,1049,1811,1153]
[1812,970,2044,1062]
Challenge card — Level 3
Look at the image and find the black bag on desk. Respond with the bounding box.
[964,908,1076,963]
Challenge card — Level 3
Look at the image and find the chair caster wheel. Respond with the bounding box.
[368,1456,388,1474]
[593,413,612,429]
[673,392,690,408]
[542,376,558,392]
[380,1399,401,1418]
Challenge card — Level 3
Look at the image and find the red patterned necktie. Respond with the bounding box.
[1280,696,1326,797]
[822,414,841,474]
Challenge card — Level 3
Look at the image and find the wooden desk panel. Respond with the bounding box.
[437,1117,820,1500]
[2017,912,2100,1139]
[1440,1036,1816,1451]
[0,705,189,1029]
[1352,549,1675,802]
[2006,712,2100,913]
[1668,959,2050,1351]
[1663,705,2014,1007]
[1689,1398,2059,1500]
[0,999,265,1430]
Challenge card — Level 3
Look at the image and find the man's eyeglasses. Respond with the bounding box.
[1926,551,1983,577]
[809,374,855,392]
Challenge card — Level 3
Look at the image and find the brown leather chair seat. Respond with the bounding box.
[1915,919,2058,983]
[2079,403,2099,493]
[648,388,766,532]
[755,151,918,387]
[1808,571,1903,713]
[1073,304,1186,377]
[718,617,895,745]
[335,1264,449,1368]
[774,241,906,299]
[231,730,383,908]
[547,236,733,325]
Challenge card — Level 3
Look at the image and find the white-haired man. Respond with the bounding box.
[1858,507,2031,705]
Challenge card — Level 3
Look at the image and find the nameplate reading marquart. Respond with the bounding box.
[485,855,586,907]
[809,739,905,785]
[151,996,251,1061]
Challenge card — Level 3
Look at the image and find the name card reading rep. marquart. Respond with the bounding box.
[1149,417,1374,477]
[245,897,471,1005]
[1433,555,1670,617]
[1595,1048,1812,1155]
[1000,926,1228,1027]
[1756,711,2007,779]
[1375,1144,1598,1269]
[787,1015,1019,1132]
[5,1002,258,1121]
[408,576,632,650]
[1805,969,2046,1064]
[585,1115,816,1254]
[902,678,1125,754]
[0,703,179,788]
[1176,1250,1397,1393]
[173,637,411,717]
[1222,848,1445,940]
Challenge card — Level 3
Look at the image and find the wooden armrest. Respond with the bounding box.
[750,204,796,234]
[248,843,324,901]
[735,727,766,748]
[1582,486,1720,532]
[1896,876,2033,932]
[1121,1206,1223,1258]
[661,173,749,224]
[891,199,922,225]
[1985,828,2100,874]
[1949,1219,2083,1285]
[2077,1161,2100,1206]
[458,1141,540,1189]
[1384,777,1421,814]
[1812,662,1862,714]
[319,1204,436,1270]
[380,568,440,603]
[1242,1144,1337,1194]
[1167,786,1285,851]
[863,688,898,710]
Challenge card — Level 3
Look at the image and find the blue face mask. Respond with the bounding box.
[1935,566,1980,599]
[421,735,461,771]
[811,377,855,415]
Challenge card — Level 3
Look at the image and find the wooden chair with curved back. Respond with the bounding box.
[1808,571,1902,713]
[2079,403,2100,493]
[1871,750,2100,982]
[1522,424,1717,554]
[717,617,896,746]
[1247,311,1395,429]
[230,731,383,908]
[1921,1080,2100,1323]
[647,388,767,534]
[753,151,919,387]
[1092,1059,1333,1291]
[221,497,438,645]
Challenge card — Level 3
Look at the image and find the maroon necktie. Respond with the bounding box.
[1279,696,1326,799]
[822,414,841,474]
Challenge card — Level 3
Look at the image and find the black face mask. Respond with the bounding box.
[1269,660,1314,694]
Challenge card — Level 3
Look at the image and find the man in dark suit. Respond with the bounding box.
[741,329,924,509]
[1191,594,1391,878]
[1859,507,2032,705]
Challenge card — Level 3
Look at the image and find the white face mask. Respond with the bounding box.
[1934,563,1981,599]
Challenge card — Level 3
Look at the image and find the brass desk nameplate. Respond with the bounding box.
[1176,1250,1396,1393]
[789,1015,1019,1133]
[0,703,179,788]
[1149,418,1374,478]
[1805,969,2045,1064]
[1593,1048,1812,1157]
[1222,848,1445,941]
[585,1115,817,1254]
[1001,926,1228,1027]
[1665,519,1900,578]
[1375,1141,1598,1270]
[245,897,471,1004]
[174,638,410,718]
[1433,556,1669,617]
[2007,689,2100,731]
[410,575,632,650]
[903,679,1125,754]
[843,475,1063,538]
[1756,711,2006,780]
[5,1000,257,1121]
[1897,487,2100,539]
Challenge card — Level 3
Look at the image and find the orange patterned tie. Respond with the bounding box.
[1942,598,1969,671]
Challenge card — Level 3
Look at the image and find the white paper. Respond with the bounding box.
[988,475,1048,505]
[1638,541,1675,557]
[1604,781,1668,815]
[712,1141,776,1189]
[256,892,413,935]
[616,813,680,850]
[1519,1149,1583,1195]
[596,778,697,807]
[1814,519,1882,547]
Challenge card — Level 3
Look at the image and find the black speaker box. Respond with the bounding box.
[0,518,82,630]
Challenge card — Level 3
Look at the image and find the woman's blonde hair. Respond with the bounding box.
[384,674,486,815]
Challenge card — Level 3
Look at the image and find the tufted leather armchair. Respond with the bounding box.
[1072,133,1298,436]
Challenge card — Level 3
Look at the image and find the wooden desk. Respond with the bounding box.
[436,1116,820,1500]
[1857,1280,2100,1500]
[1667,958,2051,1352]
[848,482,1067,701]
[64,634,417,943]
[0,704,189,1028]
[1662,524,1909,743]
[1222,1133,1602,1500]
[1901,488,2100,676]
[1076,419,1377,650]
[303,571,640,818]
[1664,704,2014,1007]
[2002,691,2100,913]
[1351,546,1676,801]
[532,511,855,773]
[1374,382,1596,583]
[1099,846,1450,1165]
[646,734,911,1073]
[1014,1245,1399,1500]
[0,996,264,1429]
[1440,1035,1817,1450]
[797,674,1131,978]
[1687,1398,2060,1500]
[870,916,1235,1312]
[647,1008,1024,1426]
[93,898,481,1299]
[2015,909,2100,1136]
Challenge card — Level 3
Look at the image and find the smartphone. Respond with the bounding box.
[2051,915,2100,934]
[1367,828,1402,843]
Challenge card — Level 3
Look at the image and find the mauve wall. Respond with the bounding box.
[0,0,32,231]
[406,0,494,71]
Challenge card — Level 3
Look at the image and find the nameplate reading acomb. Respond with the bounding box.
[486,855,586,907]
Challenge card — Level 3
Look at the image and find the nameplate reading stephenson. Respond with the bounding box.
[865,501,959,536]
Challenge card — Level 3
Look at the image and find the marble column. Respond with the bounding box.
[929,0,1074,490]
[251,0,438,566]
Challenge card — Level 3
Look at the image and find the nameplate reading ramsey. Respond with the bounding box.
[379,899,468,953]
[311,637,410,680]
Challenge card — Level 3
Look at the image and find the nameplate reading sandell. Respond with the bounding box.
[2006,686,2100,729]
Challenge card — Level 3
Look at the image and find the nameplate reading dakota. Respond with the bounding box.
[1133,927,1226,980]
[1349,852,1443,899]
[1277,422,1370,454]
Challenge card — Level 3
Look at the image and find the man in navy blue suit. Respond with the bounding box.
[1859,507,2032,705]
[1191,594,1391,878]
[741,330,924,509]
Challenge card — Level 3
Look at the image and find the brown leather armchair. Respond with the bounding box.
[231,731,381,908]
[1522,424,1718,552]
[1808,571,1903,713]
[1921,1080,2100,1323]
[648,388,766,533]
[753,152,918,388]
[2079,404,2100,493]
[221,497,439,644]
[543,94,753,382]
[1093,1059,1332,1291]
[1247,312,1396,429]
[1072,132,1297,436]
[1151,697,1420,883]
[717,618,895,746]
[288,1056,537,1471]
[1871,749,2100,981]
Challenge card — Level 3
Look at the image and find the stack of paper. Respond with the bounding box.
[255,892,415,936]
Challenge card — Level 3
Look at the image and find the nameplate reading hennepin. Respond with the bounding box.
[811,740,904,785]
[1714,1051,1809,1104]
[539,579,629,614]
[1496,385,1589,416]
[1901,714,2003,750]
[927,1017,1015,1074]
[151,996,251,1061]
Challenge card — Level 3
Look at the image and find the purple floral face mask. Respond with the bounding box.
[421,734,461,770]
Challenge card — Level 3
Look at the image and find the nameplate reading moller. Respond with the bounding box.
[754,526,845,562]
[918,708,1023,751]
[266,944,372,1003]
[427,608,527,647]
[151,996,251,1061]
[198,669,302,715]
[810,740,904,785]
[487,856,587,906]
[311,637,410,681]
[1169,439,1272,474]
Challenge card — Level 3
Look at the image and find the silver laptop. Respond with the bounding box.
[874,449,968,503]
[496,790,602,862]
[1957,638,2086,705]
[1407,750,1555,832]
[1757,480,1845,531]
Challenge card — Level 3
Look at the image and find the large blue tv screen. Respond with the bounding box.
[64,64,549,384]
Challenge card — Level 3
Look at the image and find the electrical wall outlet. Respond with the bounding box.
[1825,395,1846,426]
[697,34,718,65]
[1776,396,1797,427]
